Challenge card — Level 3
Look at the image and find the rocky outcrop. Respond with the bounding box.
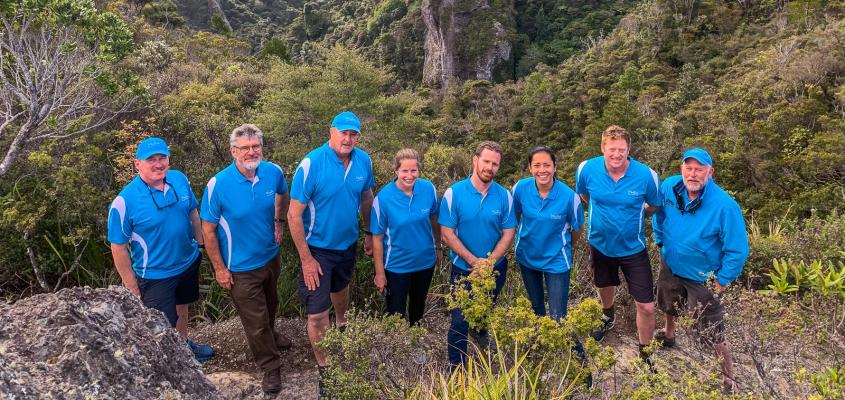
[0,286,219,399]
[422,0,514,88]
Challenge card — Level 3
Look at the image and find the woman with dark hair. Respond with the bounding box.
[512,146,583,322]
[370,148,442,325]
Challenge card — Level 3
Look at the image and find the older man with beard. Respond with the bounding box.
[439,140,516,371]
[652,148,749,392]
[200,124,291,395]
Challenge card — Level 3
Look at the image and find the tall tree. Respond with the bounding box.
[0,0,138,178]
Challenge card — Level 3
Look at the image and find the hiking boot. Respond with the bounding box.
[639,347,656,374]
[262,368,282,395]
[590,314,615,342]
[274,331,292,350]
[317,366,330,399]
[654,330,676,349]
[723,377,736,394]
[186,339,214,362]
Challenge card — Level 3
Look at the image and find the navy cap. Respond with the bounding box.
[682,147,712,166]
[135,137,170,160]
[331,111,361,133]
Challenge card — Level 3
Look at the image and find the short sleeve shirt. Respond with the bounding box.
[512,178,583,273]
[370,179,439,273]
[107,170,200,279]
[200,161,287,272]
[438,178,516,271]
[289,143,376,251]
[575,156,660,258]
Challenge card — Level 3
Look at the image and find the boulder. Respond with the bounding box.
[0,286,219,399]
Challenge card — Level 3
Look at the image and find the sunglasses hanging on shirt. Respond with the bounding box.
[672,180,702,215]
[147,180,179,210]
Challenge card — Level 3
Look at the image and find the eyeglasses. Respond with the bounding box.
[148,181,179,210]
[233,144,263,152]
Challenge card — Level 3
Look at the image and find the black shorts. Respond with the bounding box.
[590,247,654,303]
[656,260,725,345]
[137,254,201,327]
[298,244,357,315]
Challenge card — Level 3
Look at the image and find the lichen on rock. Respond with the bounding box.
[0,286,219,399]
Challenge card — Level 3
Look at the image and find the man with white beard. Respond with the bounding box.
[200,124,291,395]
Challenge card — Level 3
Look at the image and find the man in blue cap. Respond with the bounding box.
[201,124,290,395]
[652,147,749,392]
[288,111,375,397]
[108,137,214,362]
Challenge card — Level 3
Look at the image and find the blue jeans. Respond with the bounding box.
[519,264,570,322]
[447,258,508,368]
[519,263,586,359]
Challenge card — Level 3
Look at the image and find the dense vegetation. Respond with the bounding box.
[1,0,844,397]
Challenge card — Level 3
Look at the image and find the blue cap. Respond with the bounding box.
[682,147,712,166]
[135,137,170,160]
[330,111,361,133]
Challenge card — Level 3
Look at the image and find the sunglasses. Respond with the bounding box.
[147,181,179,210]
[673,180,702,215]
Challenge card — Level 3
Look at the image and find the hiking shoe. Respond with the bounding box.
[639,349,656,374]
[590,314,615,342]
[186,339,214,362]
[654,330,676,348]
[317,366,330,399]
[274,331,292,350]
[262,368,282,395]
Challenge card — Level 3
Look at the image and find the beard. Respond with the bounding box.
[684,179,705,193]
[476,169,495,183]
[243,159,261,170]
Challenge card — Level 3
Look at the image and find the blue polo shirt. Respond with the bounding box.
[438,178,516,271]
[200,161,287,272]
[575,156,660,258]
[653,175,749,286]
[108,170,200,279]
[512,178,583,274]
[290,142,376,251]
[370,179,439,273]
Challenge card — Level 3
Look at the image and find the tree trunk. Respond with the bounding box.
[0,122,33,178]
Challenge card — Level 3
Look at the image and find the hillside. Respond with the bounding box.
[1,0,844,398]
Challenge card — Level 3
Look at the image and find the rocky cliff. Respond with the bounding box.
[0,287,219,399]
[422,0,514,88]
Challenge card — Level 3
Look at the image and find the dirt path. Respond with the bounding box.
[192,317,319,399]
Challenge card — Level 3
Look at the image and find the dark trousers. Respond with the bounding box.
[231,257,281,372]
[448,259,507,368]
[385,266,435,326]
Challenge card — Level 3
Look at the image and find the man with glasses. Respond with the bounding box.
[200,124,290,395]
[652,148,748,392]
[288,111,375,398]
[108,137,214,362]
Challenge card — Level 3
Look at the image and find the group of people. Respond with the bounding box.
[108,112,749,396]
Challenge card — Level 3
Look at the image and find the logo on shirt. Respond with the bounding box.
[550,214,562,220]
[265,190,275,197]
[491,209,501,216]
[179,195,190,202]
[627,190,642,197]
[420,208,430,214]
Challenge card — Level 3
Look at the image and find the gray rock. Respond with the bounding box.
[422,0,513,88]
[0,286,219,399]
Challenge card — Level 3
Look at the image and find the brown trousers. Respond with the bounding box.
[231,257,281,372]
